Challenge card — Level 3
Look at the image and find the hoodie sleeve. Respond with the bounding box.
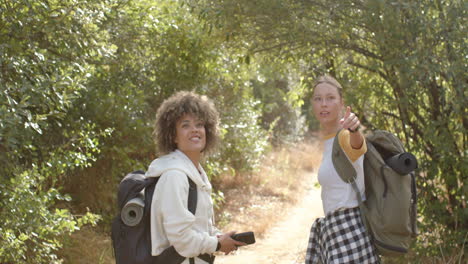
[156,170,218,257]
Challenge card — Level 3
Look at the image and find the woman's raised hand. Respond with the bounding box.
[340,106,360,132]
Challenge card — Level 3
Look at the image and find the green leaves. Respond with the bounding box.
[0,168,100,263]
[0,117,108,262]
[0,3,114,261]
[3,0,464,261]
[1,1,283,262]
[193,0,467,258]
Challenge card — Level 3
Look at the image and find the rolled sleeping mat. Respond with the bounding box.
[385,152,418,175]
[121,196,145,226]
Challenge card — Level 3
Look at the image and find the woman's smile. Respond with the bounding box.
[174,113,206,162]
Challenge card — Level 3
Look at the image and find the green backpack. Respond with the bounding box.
[332,130,418,257]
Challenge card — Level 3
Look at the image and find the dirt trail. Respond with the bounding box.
[215,172,323,264]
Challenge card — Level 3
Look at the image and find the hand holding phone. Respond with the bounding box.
[217,231,245,254]
[231,231,256,245]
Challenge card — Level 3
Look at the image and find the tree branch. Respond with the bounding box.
[346,60,388,81]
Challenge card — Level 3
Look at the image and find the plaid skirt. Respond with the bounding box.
[305,207,380,264]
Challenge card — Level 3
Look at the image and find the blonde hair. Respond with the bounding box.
[153,91,220,155]
[313,75,343,98]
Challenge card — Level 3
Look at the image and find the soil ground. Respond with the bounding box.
[215,172,323,264]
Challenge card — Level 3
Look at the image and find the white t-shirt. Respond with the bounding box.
[317,130,367,215]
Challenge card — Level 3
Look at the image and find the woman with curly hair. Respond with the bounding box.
[146,91,244,264]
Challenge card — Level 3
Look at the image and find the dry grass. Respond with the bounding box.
[382,248,467,264]
[213,137,322,239]
[59,226,114,264]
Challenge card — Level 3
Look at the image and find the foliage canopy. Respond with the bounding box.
[0,0,466,262]
[192,0,467,259]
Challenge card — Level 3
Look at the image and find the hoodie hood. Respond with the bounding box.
[145,149,212,192]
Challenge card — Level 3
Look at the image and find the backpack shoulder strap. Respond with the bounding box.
[187,177,198,264]
[187,176,197,215]
[331,130,366,224]
[332,129,358,183]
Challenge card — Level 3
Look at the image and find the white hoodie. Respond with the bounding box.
[145,149,219,264]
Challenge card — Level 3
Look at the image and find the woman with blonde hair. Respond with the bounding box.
[146,91,244,264]
[305,75,380,263]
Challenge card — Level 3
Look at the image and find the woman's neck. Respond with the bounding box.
[321,122,340,136]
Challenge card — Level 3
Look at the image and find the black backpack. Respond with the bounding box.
[111,170,198,264]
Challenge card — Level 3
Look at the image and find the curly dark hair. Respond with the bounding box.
[153,91,220,155]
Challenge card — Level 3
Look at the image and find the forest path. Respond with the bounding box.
[215,172,323,264]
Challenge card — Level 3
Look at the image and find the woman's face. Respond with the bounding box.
[312,82,344,127]
[174,113,206,158]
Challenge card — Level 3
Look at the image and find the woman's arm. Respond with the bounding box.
[349,129,364,149]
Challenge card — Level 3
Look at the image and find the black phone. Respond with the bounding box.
[231,231,256,245]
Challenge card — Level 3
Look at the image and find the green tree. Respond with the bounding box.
[0,0,115,262]
[1,0,271,262]
[60,0,270,218]
[191,0,467,258]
